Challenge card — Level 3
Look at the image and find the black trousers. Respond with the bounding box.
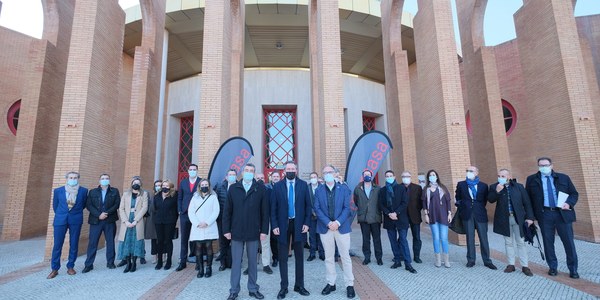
[409,222,422,259]
[359,222,382,261]
[155,222,177,258]
[270,232,279,262]
[179,213,194,262]
[278,219,304,289]
[217,215,232,267]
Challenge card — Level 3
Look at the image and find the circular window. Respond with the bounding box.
[465,100,517,136]
[7,100,20,136]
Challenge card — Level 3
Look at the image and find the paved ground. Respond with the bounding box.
[0,222,599,300]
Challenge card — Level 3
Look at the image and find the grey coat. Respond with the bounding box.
[353,183,382,224]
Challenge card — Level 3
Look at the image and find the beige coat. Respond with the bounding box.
[118,190,148,241]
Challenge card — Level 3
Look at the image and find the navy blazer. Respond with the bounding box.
[178,177,199,215]
[270,179,312,245]
[455,180,489,223]
[526,171,578,223]
[313,183,352,235]
[53,186,88,226]
[379,182,409,230]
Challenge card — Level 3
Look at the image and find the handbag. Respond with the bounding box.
[449,208,466,234]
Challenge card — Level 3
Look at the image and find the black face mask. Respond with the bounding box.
[132,184,140,190]
[200,187,209,193]
[257,179,265,185]
[286,172,296,180]
[161,187,170,193]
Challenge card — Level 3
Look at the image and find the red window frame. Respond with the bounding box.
[177,116,194,186]
[7,100,20,136]
[465,99,517,136]
[263,108,297,181]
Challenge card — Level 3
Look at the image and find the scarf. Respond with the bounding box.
[65,184,79,210]
[385,182,395,208]
[466,176,479,199]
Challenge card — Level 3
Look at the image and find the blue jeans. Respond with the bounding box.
[387,227,411,264]
[429,223,449,254]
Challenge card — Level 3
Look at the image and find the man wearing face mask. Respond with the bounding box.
[83,174,121,273]
[215,169,237,271]
[266,171,281,267]
[526,157,579,279]
[400,171,424,264]
[489,169,535,276]
[307,172,325,261]
[353,170,383,266]
[454,166,496,270]
[176,164,201,271]
[47,171,88,279]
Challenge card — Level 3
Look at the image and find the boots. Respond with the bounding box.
[443,253,450,268]
[164,253,172,270]
[155,252,163,270]
[434,253,441,268]
[117,259,127,267]
[131,256,138,272]
[205,255,213,278]
[123,256,132,273]
[197,261,205,278]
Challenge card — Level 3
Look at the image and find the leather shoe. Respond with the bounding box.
[466,261,475,268]
[47,270,58,279]
[405,265,417,274]
[82,266,93,273]
[522,267,533,277]
[376,259,383,265]
[319,255,325,261]
[347,286,356,299]
[414,257,422,264]
[277,288,288,299]
[243,268,248,275]
[307,255,315,262]
[140,257,147,265]
[548,268,558,276]
[227,293,238,300]
[570,272,580,279]
[117,260,127,267]
[67,268,76,275]
[504,265,516,273]
[175,263,186,272]
[294,286,310,296]
[263,266,273,274]
[272,260,278,267]
[390,262,402,269]
[219,265,227,271]
[248,291,264,299]
[321,284,336,295]
[107,263,116,269]
[362,258,370,265]
[484,262,498,270]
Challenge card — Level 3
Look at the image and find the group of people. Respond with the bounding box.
[47,156,580,299]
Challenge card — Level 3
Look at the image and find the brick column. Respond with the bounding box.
[123,0,167,187]
[44,0,125,259]
[309,0,346,172]
[515,0,600,242]
[414,0,471,245]
[456,0,510,218]
[198,0,245,175]
[2,0,75,240]
[380,0,418,176]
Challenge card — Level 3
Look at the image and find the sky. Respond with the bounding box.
[0,0,598,48]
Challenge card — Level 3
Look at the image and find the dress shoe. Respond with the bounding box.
[82,266,93,273]
[47,270,58,279]
[347,286,356,299]
[319,255,325,261]
[263,266,273,274]
[243,268,248,275]
[107,263,116,269]
[219,264,227,271]
[484,262,498,270]
[117,260,127,267]
[376,259,383,266]
[67,268,76,275]
[140,257,147,265]
[466,261,475,268]
[335,256,339,262]
[390,262,402,269]
[362,258,370,265]
[272,259,278,267]
[294,286,310,296]
[307,255,316,262]
[277,288,288,299]
[164,260,172,270]
[548,268,558,276]
[522,267,533,277]
[227,293,238,300]
[504,265,516,273]
[175,262,186,272]
[304,242,311,249]
[570,272,580,279]
[155,261,163,270]
[321,284,336,295]
[405,265,417,274]
[414,257,422,264]
[248,291,264,299]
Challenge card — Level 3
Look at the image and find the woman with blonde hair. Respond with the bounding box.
[153,179,179,270]
[118,176,149,273]
[188,178,220,278]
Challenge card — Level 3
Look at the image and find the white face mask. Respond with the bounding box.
[402,177,411,185]
[310,178,318,185]
[466,172,475,180]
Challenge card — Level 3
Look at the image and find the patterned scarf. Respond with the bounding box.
[385,182,395,208]
[466,176,479,199]
[65,184,79,210]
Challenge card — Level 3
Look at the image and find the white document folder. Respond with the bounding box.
[557,191,569,208]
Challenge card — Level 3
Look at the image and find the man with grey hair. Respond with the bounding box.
[47,171,88,279]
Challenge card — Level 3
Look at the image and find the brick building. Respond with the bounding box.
[0,0,598,260]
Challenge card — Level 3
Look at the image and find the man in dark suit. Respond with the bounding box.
[215,169,237,271]
[399,171,423,263]
[82,173,121,273]
[526,157,579,278]
[176,163,200,271]
[47,171,88,279]
[271,161,312,299]
[307,172,325,261]
[224,163,269,300]
[455,166,496,269]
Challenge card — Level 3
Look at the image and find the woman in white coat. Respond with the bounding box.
[188,178,220,278]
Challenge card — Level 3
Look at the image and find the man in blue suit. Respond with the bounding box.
[314,164,355,299]
[455,166,496,270]
[47,171,88,279]
[176,163,200,271]
[271,161,312,299]
[526,157,579,279]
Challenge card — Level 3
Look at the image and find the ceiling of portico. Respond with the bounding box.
[123,2,416,83]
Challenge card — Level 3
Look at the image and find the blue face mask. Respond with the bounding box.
[99,179,110,186]
[155,186,161,192]
[243,172,254,181]
[188,170,197,178]
[429,176,437,184]
[227,175,236,183]
[539,166,551,175]
[324,173,335,183]
[386,177,395,184]
[67,179,78,187]
[363,175,372,182]
[498,177,508,185]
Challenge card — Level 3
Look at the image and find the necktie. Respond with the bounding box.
[546,176,556,207]
[288,182,295,218]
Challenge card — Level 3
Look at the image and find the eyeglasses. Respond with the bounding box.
[323,171,334,175]
[538,164,551,167]
[465,169,475,173]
